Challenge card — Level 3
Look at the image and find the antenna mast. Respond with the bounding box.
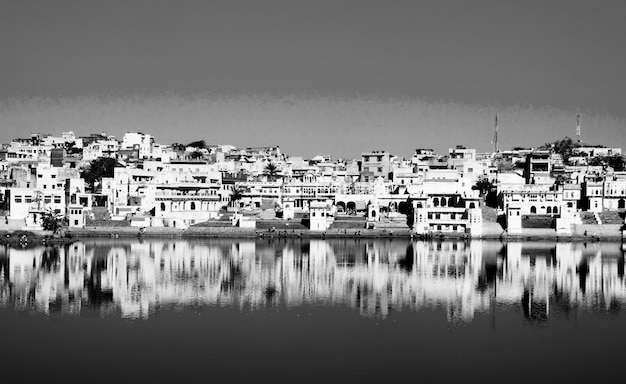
[493,115,499,153]
[576,114,581,143]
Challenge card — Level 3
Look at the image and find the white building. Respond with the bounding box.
[121,132,154,159]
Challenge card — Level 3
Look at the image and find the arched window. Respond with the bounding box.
[160,203,166,211]
[619,199,625,209]
[441,197,447,207]
[469,202,476,209]
[371,210,376,217]
[190,202,196,210]
[553,206,558,213]
[546,206,552,214]
[433,197,439,207]
[530,206,537,214]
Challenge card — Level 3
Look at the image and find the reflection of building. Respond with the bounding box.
[0,239,625,322]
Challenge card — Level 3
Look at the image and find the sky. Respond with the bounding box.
[0,0,625,158]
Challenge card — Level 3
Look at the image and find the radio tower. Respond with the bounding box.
[493,115,499,153]
[576,114,581,143]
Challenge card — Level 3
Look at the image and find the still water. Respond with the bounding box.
[1,238,625,383]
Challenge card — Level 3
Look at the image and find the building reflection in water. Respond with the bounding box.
[0,239,624,322]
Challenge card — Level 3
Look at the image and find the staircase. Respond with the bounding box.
[481,205,499,223]
[193,213,235,228]
[259,209,277,220]
[329,215,366,230]
[579,212,598,225]
[597,211,625,225]
[376,215,410,230]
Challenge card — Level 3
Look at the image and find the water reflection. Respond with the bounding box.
[0,239,624,321]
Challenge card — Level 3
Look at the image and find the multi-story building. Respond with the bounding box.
[360,151,395,182]
[121,132,154,159]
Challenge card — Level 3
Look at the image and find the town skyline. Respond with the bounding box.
[2,1,625,158]
[1,93,625,159]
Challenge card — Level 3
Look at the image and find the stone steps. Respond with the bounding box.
[579,212,598,225]
[598,211,625,225]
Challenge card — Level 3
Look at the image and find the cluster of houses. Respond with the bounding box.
[0,130,624,235]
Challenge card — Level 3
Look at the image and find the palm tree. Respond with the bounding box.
[264,162,281,181]
[230,187,244,207]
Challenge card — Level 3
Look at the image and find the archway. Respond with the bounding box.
[347,201,356,213]
[160,203,166,211]
[190,202,196,210]
[553,206,558,214]
[336,201,346,212]
[546,206,552,214]
[440,197,447,207]
[432,197,439,207]
[619,199,625,209]
[398,201,410,215]
[530,206,537,214]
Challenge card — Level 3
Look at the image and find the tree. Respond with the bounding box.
[472,178,494,196]
[189,150,204,159]
[545,137,579,163]
[41,210,65,234]
[81,157,120,192]
[589,155,626,171]
[187,140,207,149]
[230,187,244,207]
[264,162,281,181]
[554,173,569,185]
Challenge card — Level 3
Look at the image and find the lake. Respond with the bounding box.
[1,238,625,383]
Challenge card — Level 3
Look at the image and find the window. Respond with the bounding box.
[54,196,61,204]
[15,196,22,203]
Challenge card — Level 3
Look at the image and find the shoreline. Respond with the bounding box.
[3,225,622,243]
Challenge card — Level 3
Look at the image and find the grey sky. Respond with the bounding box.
[1,0,625,157]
